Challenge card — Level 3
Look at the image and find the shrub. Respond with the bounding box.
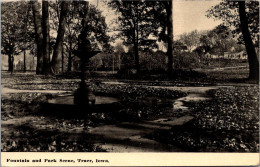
[174,52,201,69]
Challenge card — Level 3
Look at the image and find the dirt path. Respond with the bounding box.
[1,87,69,95]
[85,115,196,152]
[195,66,248,72]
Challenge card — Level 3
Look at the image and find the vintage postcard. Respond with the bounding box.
[1,0,259,166]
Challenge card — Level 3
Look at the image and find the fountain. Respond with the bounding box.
[43,7,119,117]
[44,34,119,116]
[73,48,100,109]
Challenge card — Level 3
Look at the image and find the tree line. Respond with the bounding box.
[2,1,111,75]
[176,26,246,56]
[1,0,259,80]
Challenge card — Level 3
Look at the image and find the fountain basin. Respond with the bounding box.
[41,95,120,118]
[48,95,119,105]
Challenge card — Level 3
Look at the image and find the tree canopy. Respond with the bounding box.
[207,0,259,80]
[1,2,34,71]
[207,0,259,45]
[108,0,164,72]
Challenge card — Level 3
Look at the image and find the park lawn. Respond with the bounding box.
[1,71,259,152]
[1,72,186,151]
[149,86,259,152]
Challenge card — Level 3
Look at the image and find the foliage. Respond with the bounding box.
[108,0,164,72]
[1,72,188,152]
[194,25,245,56]
[167,86,258,152]
[89,53,118,71]
[196,87,258,131]
[94,83,186,100]
[149,86,259,152]
[207,0,259,80]
[178,30,200,52]
[1,2,34,57]
[3,71,258,152]
[89,54,103,70]
[108,1,160,49]
[195,86,259,151]
[174,52,201,69]
[206,0,259,45]
[29,1,111,74]
[1,92,106,152]
[79,4,112,53]
[116,49,167,75]
[139,51,167,71]
[63,2,111,71]
[176,26,246,71]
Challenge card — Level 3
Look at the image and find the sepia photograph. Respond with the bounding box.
[1,0,259,166]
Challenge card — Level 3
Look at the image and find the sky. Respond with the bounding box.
[173,0,222,37]
[2,0,223,36]
[2,0,223,43]
[96,0,223,39]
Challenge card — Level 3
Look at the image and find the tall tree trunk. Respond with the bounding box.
[62,44,64,73]
[112,55,115,73]
[67,43,72,72]
[23,6,30,73]
[32,55,35,70]
[134,2,140,74]
[51,1,69,74]
[165,1,174,77]
[8,54,14,72]
[42,0,50,74]
[31,1,44,74]
[23,50,26,72]
[134,30,140,73]
[118,54,121,70]
[238,1,259,80]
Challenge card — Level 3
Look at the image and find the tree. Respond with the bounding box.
[108,1,160,73]
[1,2,32,72]
[207,0,259,80]
[213,26,240,52]
[199,26,237,53]
[114,43,125,70]
[151,1,174,76]
[90,54,103,71]
[18,2,34,72]
[196,34,213,55]
[31,0,70,74]
[75,1,112,72]
[166,2,173,76]
[42,1,50,73]
[194,25,245,59]
[63,1,82,72]
[31,1,45,74]
[238,1,259,80]
[50,1,69,74]
[31,0,87,74]
[65,2,111,72]
[47,1,111,73]
[179,30,200,52]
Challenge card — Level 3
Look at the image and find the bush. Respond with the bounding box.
[174,52,201,69]
[139,51,167,71]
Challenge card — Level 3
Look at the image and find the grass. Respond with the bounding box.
[148,86,259,152]
[1,68,258,152]
[1,72,187,151]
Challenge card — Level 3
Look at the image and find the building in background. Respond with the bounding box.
[204,51,247,60]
